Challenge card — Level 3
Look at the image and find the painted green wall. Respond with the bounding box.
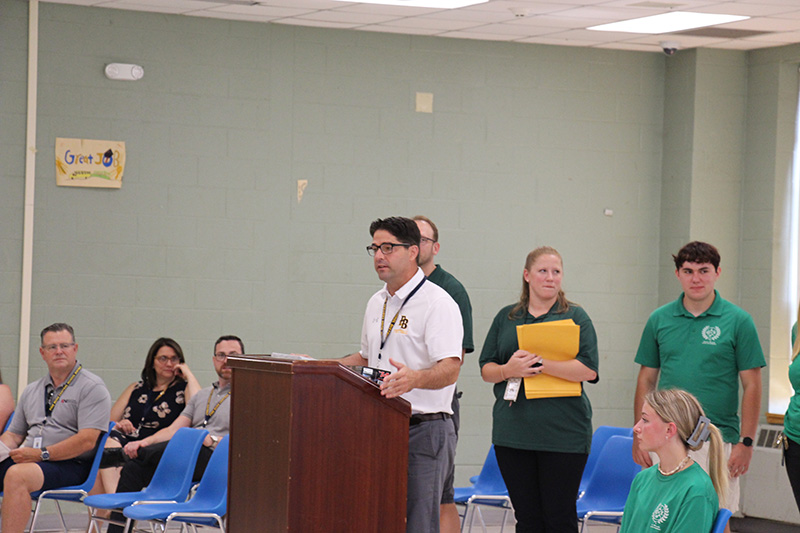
[2,0,798,482]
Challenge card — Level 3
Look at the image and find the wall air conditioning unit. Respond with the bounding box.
[740,424,800,524]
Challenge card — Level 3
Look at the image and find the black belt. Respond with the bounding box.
[409,412,451,426]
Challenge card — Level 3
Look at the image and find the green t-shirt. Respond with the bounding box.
[427,264,474,353]
[478,301,599,453]
[784,354,800,442]
[635,291,765,443]
[619,463,718,533]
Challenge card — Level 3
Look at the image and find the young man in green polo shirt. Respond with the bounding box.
[413,216,474,533]
[632,241,765,523]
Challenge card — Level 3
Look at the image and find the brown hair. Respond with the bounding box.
[672,241,720,271]
[142,337,185,387]
[509,246,570,319]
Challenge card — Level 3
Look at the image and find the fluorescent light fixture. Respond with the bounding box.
[332,0,488,8]
[588,11,749,34]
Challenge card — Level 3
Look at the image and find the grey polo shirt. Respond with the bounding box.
[180,382,230,437]
[9,361,112,460]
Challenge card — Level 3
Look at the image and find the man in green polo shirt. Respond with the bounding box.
[413,216,474,533]
[633,241,765,518]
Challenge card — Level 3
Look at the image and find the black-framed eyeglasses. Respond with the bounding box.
[420,237,437,244]
[366,242,412,256]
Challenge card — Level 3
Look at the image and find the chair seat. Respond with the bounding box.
[125,503,223,527]
[454,487,508,501]
[84,490,178,511]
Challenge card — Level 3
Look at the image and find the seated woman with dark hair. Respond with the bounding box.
[620,388,728,533]
[93,337,200,497]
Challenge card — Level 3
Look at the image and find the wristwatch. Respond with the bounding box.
[741,437,753,447]
[210,435,219,447]
[40,447,50,461]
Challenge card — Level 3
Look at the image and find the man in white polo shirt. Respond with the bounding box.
[339,216,463,532]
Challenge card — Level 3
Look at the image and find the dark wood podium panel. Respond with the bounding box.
[226,356,411,533]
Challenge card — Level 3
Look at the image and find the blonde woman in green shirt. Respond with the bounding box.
[621,389,728,533]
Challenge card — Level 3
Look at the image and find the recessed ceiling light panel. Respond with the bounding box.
[332,0,488,8]
[588,11,749,34]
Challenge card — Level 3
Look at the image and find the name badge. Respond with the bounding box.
[33,437,43,449]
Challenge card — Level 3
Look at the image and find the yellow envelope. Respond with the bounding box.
[516,320,581,399]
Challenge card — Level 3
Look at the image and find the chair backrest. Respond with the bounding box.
[187,436,228,511]
[577,436,641,513]
[38,421,113,498]
[472,445,508,495]
[74,422,114,492]
[579,426,634,495]
[142,427,208,501]
[711,508,732,533]
[3,411,13,432]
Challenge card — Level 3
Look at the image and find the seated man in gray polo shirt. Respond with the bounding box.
[106,335,242,533]
[0,323,112,533]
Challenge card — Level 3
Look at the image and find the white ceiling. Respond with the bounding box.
[41,0,800,54]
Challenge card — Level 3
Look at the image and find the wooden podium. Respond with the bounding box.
[226,356,411,532]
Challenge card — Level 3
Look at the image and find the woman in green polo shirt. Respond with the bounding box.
[620,389,726,533]
[478,246,599,533]
[783,307,800,512]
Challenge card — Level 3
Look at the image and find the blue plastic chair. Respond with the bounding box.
[454,445,513,533]
[123,436,229,532]
[28,423,113,532]
[2,410,13,432]
[711,508,732,533]
[84,427,208,533]
[576,436,641,532]
[579,426,634,498]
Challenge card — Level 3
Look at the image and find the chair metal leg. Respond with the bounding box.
[27,498,67,533]
[54,500,69,533]
[463,503,474,532]
[28,498,44,533]
[474,506,488,533]
[499,507,508,533]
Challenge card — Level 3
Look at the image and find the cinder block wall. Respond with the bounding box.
[3,0,794,483]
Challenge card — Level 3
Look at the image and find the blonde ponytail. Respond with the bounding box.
[646,389,729,505]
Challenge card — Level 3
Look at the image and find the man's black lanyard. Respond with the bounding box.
[202,385,231,428]
[45,364,82,417]
[378,277,426,361]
